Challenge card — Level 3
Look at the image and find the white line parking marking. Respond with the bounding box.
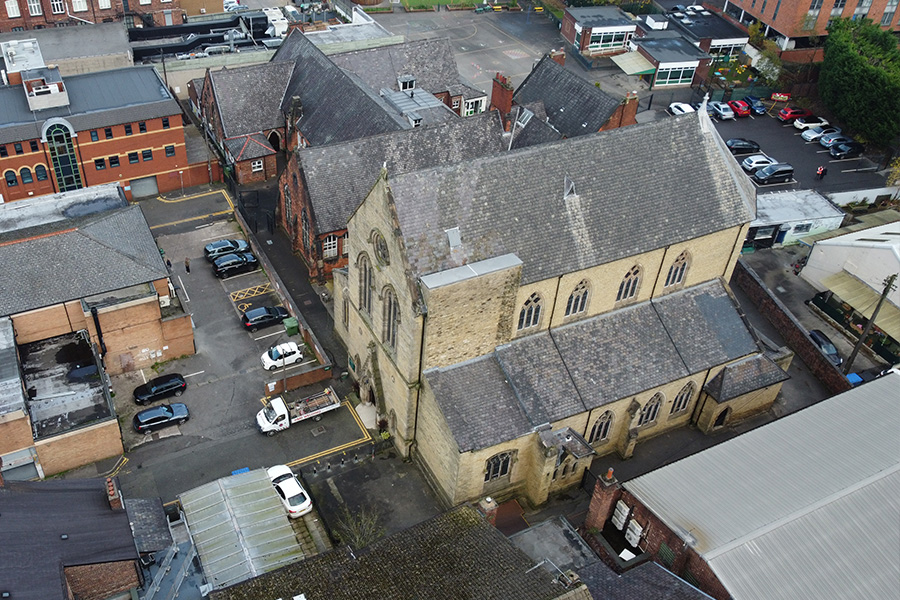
[184,371,205,378]
[177,276,190,302]
[254,331,282,341]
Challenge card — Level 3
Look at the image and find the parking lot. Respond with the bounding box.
[710,108,886,194]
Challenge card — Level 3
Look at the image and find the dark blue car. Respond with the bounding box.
[742,95,768,115]
[133,403,190,434]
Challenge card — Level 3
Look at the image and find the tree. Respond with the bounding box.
[819,18,900,147]
[333,505,385,550]
[756,40,783,87]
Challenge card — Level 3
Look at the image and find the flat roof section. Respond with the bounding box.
[19,330,112,439]
[0,317,26,417]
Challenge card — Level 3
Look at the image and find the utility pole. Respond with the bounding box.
[843,273,898,374]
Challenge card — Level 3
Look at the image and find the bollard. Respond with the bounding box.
[326,462,331,471]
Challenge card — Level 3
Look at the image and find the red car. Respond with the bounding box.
[777,106,813,122]
[727,100,751,117]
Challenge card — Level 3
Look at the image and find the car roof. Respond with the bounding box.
[151,373,184,384]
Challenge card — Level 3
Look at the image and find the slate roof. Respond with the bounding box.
[577,561,714,600]
[0,204,167,316]
[387,111,755,285]
[513,55,622,138]
[703,354,789,402]
[208,61,294,138]
[425,280,765,452]
[0,66,180,144]
[124,497,173,554]
[0,478,138,600]
[508,102,562,149]
[329,38,484,99]
[210,506,572,600]
[224,133,275,161]
[298,111,507,233]
[272,30,407,145]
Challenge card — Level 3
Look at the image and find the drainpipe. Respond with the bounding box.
[90,306,107,356]
[410,283,429,457]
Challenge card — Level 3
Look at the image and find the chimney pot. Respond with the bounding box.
[605,467,615,480]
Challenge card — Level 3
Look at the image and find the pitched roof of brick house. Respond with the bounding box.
[296,111,508,234]
[512,55,622,138]
[0,478,138,600]
[272,30,408,145]
[329,37,484,100]
[385,111,755,285]
[224,133,275,161]
[209,506,582,600]
[425,280,764,452]
[207,61,294,138]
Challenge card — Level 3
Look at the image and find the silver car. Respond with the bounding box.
[741,154,778,173]
[801,125,841,142]
[710,101,735,120]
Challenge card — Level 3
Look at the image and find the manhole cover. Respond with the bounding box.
[310,425,326,437]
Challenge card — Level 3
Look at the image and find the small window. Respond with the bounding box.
[5,171,18,187]
[517,293,542,330]
[35,165,48,180]
[142,149,153,161]
[94,158,106,170]
[165,145,175,157]
[139,121,147,133]
[794,223,812,233]
[0,146,6,158]
[14,143,23,155]
[29,140,38,152]
[90,130,99,142]
[128,152,139,164]
[251,159,264,172]
[452,98,460,108]
[109,155,120,167]
[162,117,170,129]
[323,234,339,258]
[124,124,133,136]
[104,127,113,139]
[372,231,389,265]
[20,167,32,184]
[341,232,349,256]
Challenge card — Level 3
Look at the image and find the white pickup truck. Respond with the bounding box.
[257,387,342,436]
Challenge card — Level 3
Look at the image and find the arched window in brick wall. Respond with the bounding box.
[518,293,542,331]
[670,382,695,414]
[588,411,613,444]
[565,280,590,316]
[665,251,690,288]
[301,208,310,252]
[484,451,513,482]
[638,393,663,426]
[616,265,642,302]
[358,253,373,315]
[382,286,400,350]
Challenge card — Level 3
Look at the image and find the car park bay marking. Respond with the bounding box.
[177,276,191,302]
[184,371,205,378]
[230,283,272,302]
[254,331,282,342]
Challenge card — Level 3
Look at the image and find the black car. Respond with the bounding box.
[132,403,190,434]
[809,329,843,367]
[204,239,250,262]
[213,252,258,278]
[830,141,865,160]
[726,138,761,155]
[752,163,794,185]
[133,373,187,405]
[242,306,290,332]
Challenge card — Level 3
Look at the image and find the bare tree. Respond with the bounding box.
[334,505,386,550]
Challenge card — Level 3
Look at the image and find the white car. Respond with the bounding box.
[741,154,778,173]
[801,125,841,142]
[668,102,695,116]
[267,465,313,518]
[261,341,303,371]
[710,101,735,120]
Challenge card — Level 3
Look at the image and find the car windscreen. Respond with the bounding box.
[268,348,282,360]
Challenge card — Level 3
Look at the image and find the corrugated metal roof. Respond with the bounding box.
[179,469,305,590]
[624,374,900,600]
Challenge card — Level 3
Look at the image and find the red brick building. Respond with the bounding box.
[0,0,183,32]
[0,39,197,201]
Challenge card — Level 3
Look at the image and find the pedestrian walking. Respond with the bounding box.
[816,166,824,180]
[184,257,191,273]
[166,259,172,269]
[821,166,828,179]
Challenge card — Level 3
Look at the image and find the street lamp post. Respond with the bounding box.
[179,170,184,196]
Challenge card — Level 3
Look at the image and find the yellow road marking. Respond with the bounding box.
[229,283,272,302]
[149,209,233,230]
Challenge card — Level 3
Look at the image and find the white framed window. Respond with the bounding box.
[50,0,64,13]
[6,0,21,17]
[251,159,263,172]
[323,234,338,258]
[26,0,40,15]
[452,98,460,109]
[517,293,542,331]
[98,0,110,8]
[71,0,87,11]
[139,0,151,5]
[341,232,349,256]
[464,97,486,116]
[654,66,696,87]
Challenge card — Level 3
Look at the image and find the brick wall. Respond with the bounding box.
[0,411,33,456]
[560,11,579,49]
[599,93,638,132]
[65,560,139,600]
[732,259,851,394]
[35,419,123,476]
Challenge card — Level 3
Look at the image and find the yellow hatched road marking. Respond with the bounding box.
[229,283,272,301]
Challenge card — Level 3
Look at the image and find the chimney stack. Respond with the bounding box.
[549,48,566,67]
[106,477,123,510]
[489,72,514,117]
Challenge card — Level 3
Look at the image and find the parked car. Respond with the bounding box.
[133,403,190,434]
[261,341,303,371]
[726,138,761,155]
[801,125,841,142]
[742,95,768,115]
[777,106,813,122]
[710,101,735,120]
[792,115,829,130]
[751,163,794,185]
[727,100,751,117]
[213,252,258,278]
[133,373,187,405]
[830,141,865,159]
[741,154,778,173]
[267,465,313,518]
[668,102,695,116]
[242,306,290,332]
[809,329,843,366]
[819,133,854,148]
[204,239,249,262]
